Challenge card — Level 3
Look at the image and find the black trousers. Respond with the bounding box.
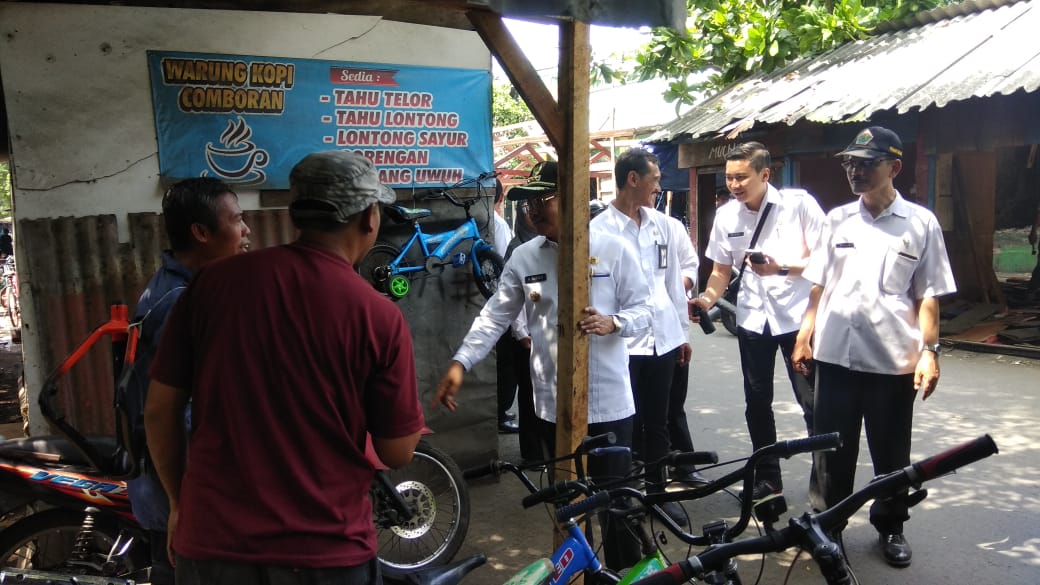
[629,349,678,488]
[534,416,641,571]
[503,334,540,462]
[736,325,814,486]
[813,361,915,534]
[496,331,519,422]
[667,363,697,464]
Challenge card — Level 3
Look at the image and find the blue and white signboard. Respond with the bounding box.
[147,51,493,189]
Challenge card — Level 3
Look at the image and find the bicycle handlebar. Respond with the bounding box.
[630,434,999,585]
[415,171,498,205]
[561,433,842,546]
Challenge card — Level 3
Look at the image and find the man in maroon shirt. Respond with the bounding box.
[145,151,424,585]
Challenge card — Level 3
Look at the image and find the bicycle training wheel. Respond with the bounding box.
[356,242,409,301]
[376,440,470,577]
[471,246,505,299]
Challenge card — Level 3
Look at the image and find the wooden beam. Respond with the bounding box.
[467,10,565,151]
[554,19,591,487]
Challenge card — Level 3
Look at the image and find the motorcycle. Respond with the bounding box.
[0,304,471,582]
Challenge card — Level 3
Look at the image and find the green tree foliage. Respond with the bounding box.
[0,162,12,219]
[633,0,954,106]
[493,83,534,135]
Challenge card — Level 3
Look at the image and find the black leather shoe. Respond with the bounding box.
[879,532,912,568]
[740,480,782,502]
[657,501,689,527]
[672,467,710,487]
[497,419,520,434]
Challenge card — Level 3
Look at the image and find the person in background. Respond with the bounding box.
[793,126,956,569]
[591,148,701,525]
[146,151,424,585]
[435,161,651,570]
[690,142,823,503]
[492,178,521,433]
[125,177,251,585]
[1028,198,1039,296]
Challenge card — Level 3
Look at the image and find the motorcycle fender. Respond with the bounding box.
[0,489,34,518]
[365,426,433,471]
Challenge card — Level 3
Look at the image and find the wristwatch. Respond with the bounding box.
[922,342,941,355]
[778,264,790,277]
[611,315,623,334]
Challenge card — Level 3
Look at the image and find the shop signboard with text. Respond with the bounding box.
[147,51,493,189]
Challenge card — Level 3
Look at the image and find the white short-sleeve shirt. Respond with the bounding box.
[705,185,825,335]
[802,192,956,375]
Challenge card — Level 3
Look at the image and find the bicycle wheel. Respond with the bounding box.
[376,440,470,577]
[0,509,146,577]
[4,282,20,329]
[471,246,505,299]
[356,242,410,300]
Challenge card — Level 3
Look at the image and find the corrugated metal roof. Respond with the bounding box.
[649,0,1040,144]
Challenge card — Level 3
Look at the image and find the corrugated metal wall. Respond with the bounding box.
[19,204,498,468]
[20,209,298,435]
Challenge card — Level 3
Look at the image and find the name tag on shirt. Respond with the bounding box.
[727,231,745,238]
[657,244,669,269]
[836,242,855,249]
[525,274,547,283]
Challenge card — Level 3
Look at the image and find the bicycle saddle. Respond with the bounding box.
[384,205,433,223]
[385,554,486,585]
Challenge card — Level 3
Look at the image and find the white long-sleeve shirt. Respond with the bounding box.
[592,205,699,355]
[452,232,652,423]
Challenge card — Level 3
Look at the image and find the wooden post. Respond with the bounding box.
[555,19,591,477]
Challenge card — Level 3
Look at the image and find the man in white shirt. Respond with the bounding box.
[591,148,701,523]
[492,178,521,434]
[434,161,651,569]
[793,126,956,569]
[690,142,824,502]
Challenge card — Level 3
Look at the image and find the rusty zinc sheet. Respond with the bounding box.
[648,0,1040,144]
[20,209,295,435]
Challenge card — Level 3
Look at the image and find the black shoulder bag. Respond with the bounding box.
[722,202,774,305]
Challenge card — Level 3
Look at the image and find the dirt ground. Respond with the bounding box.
[0,322,24,428]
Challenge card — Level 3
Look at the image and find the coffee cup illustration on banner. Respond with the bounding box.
[204,116,270,185]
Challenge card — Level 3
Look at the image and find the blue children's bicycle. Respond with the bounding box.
[358,172,505,300]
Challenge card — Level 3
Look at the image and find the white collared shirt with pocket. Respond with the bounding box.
[802,192,956,375]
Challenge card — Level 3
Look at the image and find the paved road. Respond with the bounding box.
[448,326,1040,585]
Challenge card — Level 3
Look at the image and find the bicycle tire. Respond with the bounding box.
[4,283,20,330]
[356,242,409,300]
[0,508,146,577]
[376,439,470,576]
[471,246,505,299]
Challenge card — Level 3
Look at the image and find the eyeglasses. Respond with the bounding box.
[518,193,557,215]
[841,157,893,171]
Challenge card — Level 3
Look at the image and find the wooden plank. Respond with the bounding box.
[952,158,1005,306]
[942,303,1001,335]
[997,327,1040,343]
[944,321,1007,342]
[555,18,591,479]
[468,10,564,151]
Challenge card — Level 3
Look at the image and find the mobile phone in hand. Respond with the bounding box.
[749,251,766,265]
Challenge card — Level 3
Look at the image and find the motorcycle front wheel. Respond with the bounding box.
[376,440,470,577]
[0,508,146,578]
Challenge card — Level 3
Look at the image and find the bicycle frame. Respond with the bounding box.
[386,216,491,276]
[507,520,663,585]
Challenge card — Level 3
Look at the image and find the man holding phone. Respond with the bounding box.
[690,142,825,501]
